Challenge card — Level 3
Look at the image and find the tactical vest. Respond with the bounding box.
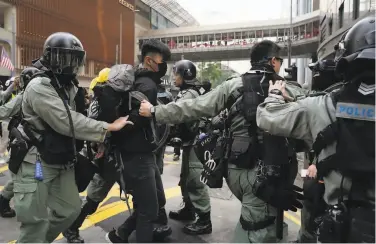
[226,71,294,169]
[21,71,86,165]
[312,81,375,180]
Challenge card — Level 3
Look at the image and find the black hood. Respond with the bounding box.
[135,67,162,84]
[31,58,49,71]
[31,58,78,87]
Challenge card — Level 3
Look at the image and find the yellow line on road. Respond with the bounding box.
[165,160,180,165]
[284,211,301,226]
[53,186,181,241]
[0,164,8,173]
[7,186,180,243]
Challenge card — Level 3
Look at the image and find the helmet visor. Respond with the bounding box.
[48,47,86,75]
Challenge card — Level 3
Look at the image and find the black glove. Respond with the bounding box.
[211,116,224,130]
[253,180,304,212]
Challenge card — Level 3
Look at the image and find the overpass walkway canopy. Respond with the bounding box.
[137,10,320,61]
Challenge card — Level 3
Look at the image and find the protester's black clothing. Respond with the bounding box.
[117,152,166,242]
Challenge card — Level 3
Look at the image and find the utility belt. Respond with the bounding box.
[22,122,77,166]
[317,202,375,243]
[239,215,276,231]
[7,123,96,192]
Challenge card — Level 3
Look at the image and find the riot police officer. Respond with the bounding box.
[12,32,131,243]
[293,59,342,243]
[168,59,212,235]
[139,41,306,242]
[257,16,375,243]
[0,67,39,218]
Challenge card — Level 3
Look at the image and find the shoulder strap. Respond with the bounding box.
[185,88,200,99]
[311,92,339,156]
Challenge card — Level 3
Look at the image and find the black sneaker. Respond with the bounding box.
[62,229,84,243]
[0,195,16,218]
[105,229,128,243]
[153,225,172,242]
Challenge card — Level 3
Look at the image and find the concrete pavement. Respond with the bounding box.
[0,149,303,243]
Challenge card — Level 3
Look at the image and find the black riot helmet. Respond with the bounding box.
[309,60,338,91]
[41,32,86,75]
[173,60,197,85]
[20,67,39,89]
[335,16,375,76]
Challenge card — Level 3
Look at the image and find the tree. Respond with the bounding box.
[197,62,239,88]
[197,62,223,88]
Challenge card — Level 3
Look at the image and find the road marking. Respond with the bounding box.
[54,186,181,241]
[0,164,8,173]
[7,186,181,243]
[165,160,180,165]
[284,211,301,226]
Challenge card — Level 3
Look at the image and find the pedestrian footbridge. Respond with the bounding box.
[137,10,320,61]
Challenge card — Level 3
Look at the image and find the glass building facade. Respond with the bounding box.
[318,0,375,58]
[151,8,178,29]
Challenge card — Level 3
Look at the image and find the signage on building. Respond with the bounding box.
[119,0,134,11]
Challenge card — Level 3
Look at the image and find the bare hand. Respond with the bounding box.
[139,100,153,117]
[108,116,134,132]
[95,143,105,159]
[13,76,20,88]
[269,80,293,101]
[307,164,317,178]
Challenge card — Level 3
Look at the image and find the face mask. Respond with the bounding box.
[157,61,167,78]
[56,74,75,85]
[150,59,167,79]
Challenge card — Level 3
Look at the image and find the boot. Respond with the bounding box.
[153,225,172,242]
[183,211,212,235]
[0,195,16,218]
[173,154,180,161]
[153,207,172,242]
[169,202,196,221]
[157,207,168,225]
[62,229,84,243]
[63,197,99,243]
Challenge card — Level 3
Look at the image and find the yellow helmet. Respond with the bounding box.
[98,68,110,83]
[89,67,110,90]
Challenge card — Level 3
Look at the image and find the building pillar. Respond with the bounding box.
[297,58,305,85]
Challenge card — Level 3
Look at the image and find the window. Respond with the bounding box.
[167,20,177,28]
[0,9,4,28]
[339,2,344,29]
[329,14,333,35]
[158,14,167,29]
[151,8,158,27]
[353,0,360,19]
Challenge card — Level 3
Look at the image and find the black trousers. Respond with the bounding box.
[174,147,181,156]
[117,152,166,242]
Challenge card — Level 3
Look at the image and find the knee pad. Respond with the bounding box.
[82,197,100,215]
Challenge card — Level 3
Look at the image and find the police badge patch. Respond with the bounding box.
[336,102,375,121]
